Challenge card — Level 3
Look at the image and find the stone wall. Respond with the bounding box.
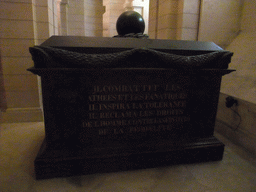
[148,0,200,40]
[67,0,85,36]
[0,0,54,123]
[215,0,256,155]
[221,0,256,104]
[198,0,242,48]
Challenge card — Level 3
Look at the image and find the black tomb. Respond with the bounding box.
[28,36,234,180]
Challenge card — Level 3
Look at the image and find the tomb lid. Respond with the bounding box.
[40,36,225,54]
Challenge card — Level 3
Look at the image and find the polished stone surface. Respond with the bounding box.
[1,122,256,192]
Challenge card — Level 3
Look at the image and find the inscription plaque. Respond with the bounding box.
[28,36,234,179]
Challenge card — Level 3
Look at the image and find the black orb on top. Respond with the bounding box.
[116,11,145,36]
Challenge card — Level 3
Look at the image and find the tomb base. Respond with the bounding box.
[34,136,224,180]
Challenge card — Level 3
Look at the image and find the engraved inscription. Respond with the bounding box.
[82,83,190,136]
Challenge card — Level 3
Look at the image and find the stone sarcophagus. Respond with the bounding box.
[28,36,234,180]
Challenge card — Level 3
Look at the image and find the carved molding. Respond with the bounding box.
[29,46,233,69]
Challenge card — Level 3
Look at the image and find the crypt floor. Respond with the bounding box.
[1,122,256,192]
